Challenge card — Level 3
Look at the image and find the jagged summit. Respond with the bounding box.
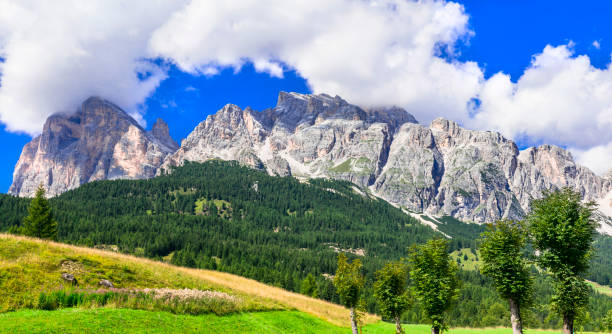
[162,91,611,226]
[150,118,179,151]
[9,97,177,197]
[252,92,419,132]
[10,92,612,231]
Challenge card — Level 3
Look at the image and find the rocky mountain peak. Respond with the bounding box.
[518,144,572,164]
[430,117,462,135]
[264,91,418,132]
[162,91,610,228]
[10,92,611,232]
[79,96,139,127]
[365,106,418,130]
[150,118,179,151]
[9,97,177,197]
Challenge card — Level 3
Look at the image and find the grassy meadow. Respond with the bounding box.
[0,233,378,327]
[0,309,605,334]
[1,233,609,333]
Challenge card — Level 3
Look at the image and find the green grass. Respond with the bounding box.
[194,198,232,218]
[329,158,355,173]
[588,280,612,297]
[0,309,603,334]
[0,234,278,313]
[0,309,344,334]
[0,234,379,326]
[450,247,481,271]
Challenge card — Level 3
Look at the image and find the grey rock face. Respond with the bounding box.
[604,169,612,181]
[511,145,610,210]
[10,92,611,226]
[99,279,114,288]
[163,92,611,224]
[9,97,177,197]
[150,118,179,151]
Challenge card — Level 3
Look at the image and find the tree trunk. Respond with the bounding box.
[350,307,358,334]
[431,326,440,334]
[562,315,573,334]
[394,315,403,334]
[509,298,523,334]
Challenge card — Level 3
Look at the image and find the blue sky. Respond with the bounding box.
[1,1,612,192]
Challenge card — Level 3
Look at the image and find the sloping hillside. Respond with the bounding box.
[2,161,612,329]
[0,160,443,312]
[0,233,378,327]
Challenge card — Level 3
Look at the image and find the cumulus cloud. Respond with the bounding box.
[470,44,612,173]
[149,0,483,123]
[0,0,186,134]
[572,143,612,175]
[1,0,481,134]
[0,0,610,174]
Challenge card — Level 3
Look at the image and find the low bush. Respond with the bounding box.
[36,288,241,315]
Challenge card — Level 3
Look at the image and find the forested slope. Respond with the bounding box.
[1,161,612,329]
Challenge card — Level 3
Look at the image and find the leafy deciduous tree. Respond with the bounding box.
[409,239,459,334]
[333,253,364,334]
[528,188,598,334]
[603,309,612,331]
[479,219,533,334]
[374,261,412,334]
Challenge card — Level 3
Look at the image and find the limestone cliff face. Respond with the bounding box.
[10,92,611,228]
[9,97,177,197]
[162,92,417,189]
[162,92,612,224]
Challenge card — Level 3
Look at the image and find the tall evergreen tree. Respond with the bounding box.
[301,273,318,297]
[22,185,58,240]
[528,188,598,334]
[409,239,459,334]
[479,220,533,334]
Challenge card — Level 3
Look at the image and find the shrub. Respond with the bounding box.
[35,288,241,315]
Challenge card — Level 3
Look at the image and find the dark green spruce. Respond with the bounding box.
[19,185,58,240]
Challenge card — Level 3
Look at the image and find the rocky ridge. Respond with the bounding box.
[162,92,612,226]
[9,97,177,197]
[10,92,612,232]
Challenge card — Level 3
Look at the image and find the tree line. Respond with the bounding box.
[335,188,606,334]
[3,161,612,330]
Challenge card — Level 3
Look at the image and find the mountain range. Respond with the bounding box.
[9,92,612,230]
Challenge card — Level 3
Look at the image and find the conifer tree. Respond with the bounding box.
[301,273,318,297]
[22,185,58,240]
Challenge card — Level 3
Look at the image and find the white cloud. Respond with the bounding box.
[0,0,610,174]
[572,143,612,175]
[149,0,483,123]
[470,44,612,173]
[593,40,601,49]
[0,0,187,134]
